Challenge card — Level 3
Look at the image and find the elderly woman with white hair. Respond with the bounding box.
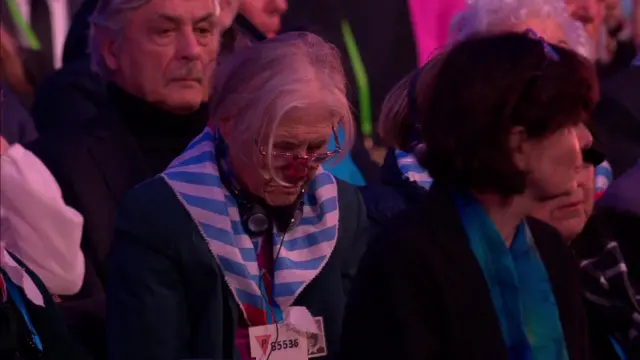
[107,32,369,360]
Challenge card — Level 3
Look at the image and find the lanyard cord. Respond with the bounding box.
[2,272,43,351]
[4,0,41,50]
[341,19,373,139]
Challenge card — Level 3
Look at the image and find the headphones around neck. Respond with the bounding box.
[215,138,305,237]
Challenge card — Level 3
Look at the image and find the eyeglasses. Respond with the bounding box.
[255,126,343,167]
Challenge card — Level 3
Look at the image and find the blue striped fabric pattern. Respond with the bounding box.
[595,161,613,193]
[161,129,340,322]
[395,150,433,190]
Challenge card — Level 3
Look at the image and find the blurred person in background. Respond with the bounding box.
[566,0,606,46]
[339,32,597,360]
[592,32,640,176]
[1,25,33,106]
[0,0,84,93]
[282,0,417,183]
[238,0,287,37]
[563,0,640,178]
[0,136,87,360]
[27,0,231,357]
[0,27,39,145]
[108,32,369,360]
[30,0,107,136]
[596,0,638,76]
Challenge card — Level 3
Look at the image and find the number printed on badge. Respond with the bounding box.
[248,323,308,360]
[270,338,300,352]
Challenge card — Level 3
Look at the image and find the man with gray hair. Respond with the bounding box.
[28,0,232,358]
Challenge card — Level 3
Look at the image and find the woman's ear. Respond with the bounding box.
[509,126,531,172]
[94,26,119,71]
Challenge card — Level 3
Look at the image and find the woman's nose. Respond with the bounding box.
[282,158,310,184]
[575,123,593,149]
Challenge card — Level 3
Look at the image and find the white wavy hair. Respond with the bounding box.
[450,0,594,59]
[209,32,355,181]
[89,0,235,77]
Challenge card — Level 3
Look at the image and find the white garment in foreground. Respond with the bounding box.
[1,144,84,296]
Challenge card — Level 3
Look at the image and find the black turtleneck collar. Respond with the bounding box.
[107,82,209,174]
[107,82,208,138]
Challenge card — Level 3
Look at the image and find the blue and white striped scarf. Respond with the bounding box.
[395,150,433,189]
[162,129,340,322]
[396,150,613,193]
[595,160,613,193]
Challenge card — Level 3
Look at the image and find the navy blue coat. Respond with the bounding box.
[359,150,426,230]
[107,176,370,360]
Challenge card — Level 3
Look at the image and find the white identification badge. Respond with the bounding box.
[248,317,327,360]
[249,322,308,360]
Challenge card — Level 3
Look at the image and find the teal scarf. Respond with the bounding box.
[453,191,569,360]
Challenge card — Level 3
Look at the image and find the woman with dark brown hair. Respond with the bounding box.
[339,32,598,360]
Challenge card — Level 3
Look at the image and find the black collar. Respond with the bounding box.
[106,83,209,139]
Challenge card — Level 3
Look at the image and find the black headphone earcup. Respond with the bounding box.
[242,202,270,237]
[292,201,303,228]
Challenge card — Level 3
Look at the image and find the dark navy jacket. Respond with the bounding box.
[359,150,427,230]
[107,176,370,360]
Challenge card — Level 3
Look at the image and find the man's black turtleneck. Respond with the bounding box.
[107,83,209,174]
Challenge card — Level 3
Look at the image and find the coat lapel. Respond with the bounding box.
[86,110,151,202]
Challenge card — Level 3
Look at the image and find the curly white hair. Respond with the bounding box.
[450,0,594,60]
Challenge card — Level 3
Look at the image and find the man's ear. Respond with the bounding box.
[509,126,531,172]
[93,26,119,71]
